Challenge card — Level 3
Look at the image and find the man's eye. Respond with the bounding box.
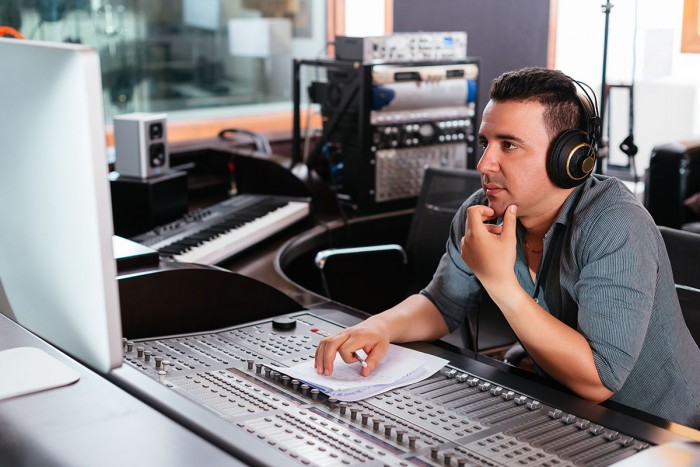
[503,141,518,150]
[478,140,488,149]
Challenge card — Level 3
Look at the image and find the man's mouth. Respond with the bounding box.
[483,183,504,196]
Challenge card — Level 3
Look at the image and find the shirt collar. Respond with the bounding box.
[551,178,590,228]
[515,175,600,242]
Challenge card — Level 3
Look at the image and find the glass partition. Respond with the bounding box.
[1,0,327,122]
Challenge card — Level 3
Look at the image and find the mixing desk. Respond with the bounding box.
[120,310,698,467]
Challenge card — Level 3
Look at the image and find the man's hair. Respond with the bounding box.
[489,67,587,142]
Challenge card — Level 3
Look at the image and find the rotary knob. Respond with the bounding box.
[271,317,296,330]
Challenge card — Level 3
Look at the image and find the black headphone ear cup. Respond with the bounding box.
[547,129,596,189]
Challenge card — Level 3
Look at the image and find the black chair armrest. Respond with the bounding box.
[313,244,409,314]
[315,244,408,270]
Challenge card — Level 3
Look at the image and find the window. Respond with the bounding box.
[2,0,327,127]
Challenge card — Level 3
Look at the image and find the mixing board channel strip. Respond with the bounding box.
[123,312,660,466]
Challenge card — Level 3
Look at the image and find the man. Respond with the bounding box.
[315,67,700,427]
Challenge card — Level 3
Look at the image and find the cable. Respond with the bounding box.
[29,19,44,39]
[217,128,272,155]
[0,26,24,38]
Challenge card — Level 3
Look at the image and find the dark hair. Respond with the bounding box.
[489,67,586,142]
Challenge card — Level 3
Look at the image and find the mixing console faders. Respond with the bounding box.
[123,312,658,466]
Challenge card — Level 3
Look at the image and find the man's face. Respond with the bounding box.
[476,99,562,221]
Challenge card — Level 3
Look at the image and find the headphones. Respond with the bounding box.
[546,79,601,189]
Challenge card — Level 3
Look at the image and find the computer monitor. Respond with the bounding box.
[0,38,123,374]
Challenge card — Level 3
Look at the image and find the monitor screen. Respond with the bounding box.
[0,38,123,373]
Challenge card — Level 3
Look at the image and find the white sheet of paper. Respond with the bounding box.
[272,344,449,401]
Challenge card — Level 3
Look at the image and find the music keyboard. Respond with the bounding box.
[132,194,311,265]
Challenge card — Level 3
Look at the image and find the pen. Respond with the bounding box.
[353,349,368,368]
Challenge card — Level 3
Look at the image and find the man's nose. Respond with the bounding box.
[477,146,499,174]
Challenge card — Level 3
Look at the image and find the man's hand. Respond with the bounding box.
[460,204,518,290]
[314,319,390,377]
[314,295,449,378]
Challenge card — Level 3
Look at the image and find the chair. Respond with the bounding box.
[658,226,700,346]
[314,167,517,353]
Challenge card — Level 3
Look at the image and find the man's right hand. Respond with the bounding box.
[313,295,450,378]
[314,317,390,377]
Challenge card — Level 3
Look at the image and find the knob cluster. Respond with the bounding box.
[123,338,172,378]
[373,120,470,150]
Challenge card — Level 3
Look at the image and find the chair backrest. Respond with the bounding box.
[658,226,700,346]
[405,167,483,293]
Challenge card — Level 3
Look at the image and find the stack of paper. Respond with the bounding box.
[273,344,449,401]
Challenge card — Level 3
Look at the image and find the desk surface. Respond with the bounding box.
[0,313,241,467]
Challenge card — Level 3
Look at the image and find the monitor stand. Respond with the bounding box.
[0,272,81,400]
[0,347,80,401]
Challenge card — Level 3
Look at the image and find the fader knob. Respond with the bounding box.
[526,401,541,410]
[271,317,296,330]
[562,414,577,424]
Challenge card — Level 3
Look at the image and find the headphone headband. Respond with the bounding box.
[571,79,601,151]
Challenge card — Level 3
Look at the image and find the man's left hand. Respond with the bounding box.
[460,204,518,291]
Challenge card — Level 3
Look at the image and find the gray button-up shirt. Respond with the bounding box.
[422,175,700,427]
